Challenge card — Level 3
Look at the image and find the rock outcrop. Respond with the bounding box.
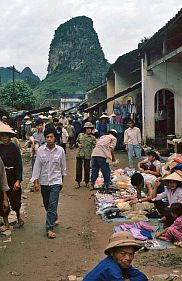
[36,16,110,100]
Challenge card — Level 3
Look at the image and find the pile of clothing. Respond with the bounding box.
[113,221,174,250]
[94,169,153,222]
[113,221,154,240]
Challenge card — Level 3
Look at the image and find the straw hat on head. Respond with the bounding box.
[0,122,16,136]
[99,113,109,119]
[24,115,30,120]
[104,232,143,255]
[110,112,116,117]
[83,122,94,128]
[108,129,118,138]
[25,120,32,125]
[2,115,7,120]
[162,171,182,182]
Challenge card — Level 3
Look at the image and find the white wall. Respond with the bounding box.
[143,60,182,139]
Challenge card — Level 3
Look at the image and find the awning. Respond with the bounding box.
[84,81,141,111]
[25,107,52,115]
[62,99,88,114]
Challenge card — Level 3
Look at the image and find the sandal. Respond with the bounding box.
[54,220,59,226]
[47,230,56,239]
[18,219,24,228]
[75,183,80,189]
[0,225,10,232]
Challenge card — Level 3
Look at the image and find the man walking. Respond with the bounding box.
[31,127,66,239]
[124,119,142,168]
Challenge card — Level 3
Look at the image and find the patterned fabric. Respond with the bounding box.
[165,216,182,241]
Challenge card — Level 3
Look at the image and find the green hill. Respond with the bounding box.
[36,16,110,103]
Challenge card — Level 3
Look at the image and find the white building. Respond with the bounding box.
[60,98,82,111]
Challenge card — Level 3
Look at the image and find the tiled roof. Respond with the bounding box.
[139,8,182,50]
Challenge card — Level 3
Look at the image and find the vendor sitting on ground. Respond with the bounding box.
[155,203,182,242]
[138,150,161,177]
[152,171,182,227]
[83,231,148,281]
[130,172,165,205]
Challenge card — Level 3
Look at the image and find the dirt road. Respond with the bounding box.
[0,149,182,281]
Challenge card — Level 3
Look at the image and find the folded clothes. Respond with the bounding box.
[130,228,147,241]
[140,229,153,240]
[134,221,154,232]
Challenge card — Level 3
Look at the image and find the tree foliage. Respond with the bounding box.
[0,80,36,110]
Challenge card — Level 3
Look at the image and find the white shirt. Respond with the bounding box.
[31,144,66,185]
[124,126,141,145]
[152,186,182,205]
[91,134,117,163]
[61,128,68,144]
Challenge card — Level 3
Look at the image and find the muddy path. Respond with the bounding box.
[0,149,181,280]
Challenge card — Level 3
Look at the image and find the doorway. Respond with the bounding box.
[155,89,175,137]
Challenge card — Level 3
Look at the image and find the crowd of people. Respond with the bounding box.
[0,110,182,280]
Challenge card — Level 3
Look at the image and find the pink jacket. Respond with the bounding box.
[165,216,182,242]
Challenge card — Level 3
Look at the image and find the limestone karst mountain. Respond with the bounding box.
[36,16,110,101]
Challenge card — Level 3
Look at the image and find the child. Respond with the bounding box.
[155,203,182,242]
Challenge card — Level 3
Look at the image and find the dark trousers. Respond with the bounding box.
[68,137,75,148]
[76,158,90,184]
[61,143,66,154]
[7,188,22,212]
[91,156,111,187]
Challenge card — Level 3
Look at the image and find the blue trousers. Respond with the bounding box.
[41,184,61,231]
[91,157,111,187]
[128,144,141,168]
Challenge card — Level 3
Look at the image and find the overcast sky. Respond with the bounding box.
[0,0,181,79]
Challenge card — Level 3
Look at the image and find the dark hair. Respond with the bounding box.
[147,150,160,161]
[44,127,57,139]
[170,203,182,217]
[109,130,117,139]
[131,173,144,187]
[35,118,43,126]
[127,119,135,125]
[53,117,59,123]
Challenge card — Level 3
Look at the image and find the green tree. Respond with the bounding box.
[0,80,36,110]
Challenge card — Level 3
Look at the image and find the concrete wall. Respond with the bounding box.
[107,76,115,115]
[143,60,182,139]
[107,69,141,115]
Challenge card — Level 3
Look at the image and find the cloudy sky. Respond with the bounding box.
[0,0,181,79]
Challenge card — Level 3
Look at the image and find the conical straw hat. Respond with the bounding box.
[162,171,182,182]
[0,122,16,136]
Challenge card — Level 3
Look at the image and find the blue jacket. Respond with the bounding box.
[83,256,148,281]
[96,122,107,137]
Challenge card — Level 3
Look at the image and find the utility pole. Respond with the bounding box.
[12,65,15,106]
[7,65,20,107]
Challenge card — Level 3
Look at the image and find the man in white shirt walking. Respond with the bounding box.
[31,127,66,239]
[124,120,142,168]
